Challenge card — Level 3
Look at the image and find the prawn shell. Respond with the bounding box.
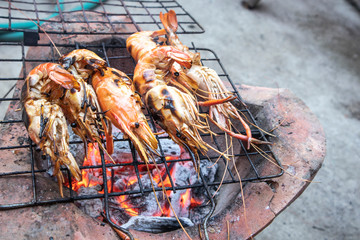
[91,67,158,160]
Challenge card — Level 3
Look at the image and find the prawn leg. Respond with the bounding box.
[198,95,237,107]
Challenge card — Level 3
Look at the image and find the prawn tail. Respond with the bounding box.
[110,112,156,164]
[160,10,178,34]
[48,66,80,90]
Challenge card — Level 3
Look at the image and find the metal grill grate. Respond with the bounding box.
[0,1,283,238]
[0,0,204,38]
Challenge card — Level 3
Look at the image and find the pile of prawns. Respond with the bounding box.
[127,10,267,161]
[22,49,158,196]
[21,10,266,197]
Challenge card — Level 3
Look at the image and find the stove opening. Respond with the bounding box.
[64,136,218,233]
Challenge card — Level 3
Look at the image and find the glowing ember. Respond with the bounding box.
[116,195,139,216]
[65,143,109,192]
[156,163,176,196]
[180,189,191,210]
[66,141,216,229]
[165,156,178,161]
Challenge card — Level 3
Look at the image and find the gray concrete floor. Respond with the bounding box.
[0,0,359,239]
[176,0,360,239]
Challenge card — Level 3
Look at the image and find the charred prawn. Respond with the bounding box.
[21,63,82,196]
[131,45,223,160]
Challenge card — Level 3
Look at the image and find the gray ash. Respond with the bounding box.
[41,133,219,233]
[106,149,219,232]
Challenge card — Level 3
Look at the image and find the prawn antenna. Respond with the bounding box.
[183,143,215,240]
[7,1,62,57]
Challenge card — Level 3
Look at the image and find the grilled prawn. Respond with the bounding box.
[59,49,106,80]
[59,49,114,155]
[58,78,113,154]
[160,10,256,148]
[91,67,158,163]
[126,28,168,62]
[21,63,82,196]
[132,45,214,158]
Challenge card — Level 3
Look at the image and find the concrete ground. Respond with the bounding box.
[0,0,359,239]
[176,0,360,239]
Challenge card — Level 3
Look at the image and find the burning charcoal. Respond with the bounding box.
[110,173,162,225]
[76,136,220,232]
[191,160,218,197]
[172,161,196,186]
[199,160,218,183]
[68,126,82,142]
[168,189,192,218]
[121,216,194,233]
[111,140,133,163]
[114,174,138,191]
[108,202,132,225]
[130,174,162,215]
[159,138,181,156]
[76,185,103,218]
[69,141,86,164]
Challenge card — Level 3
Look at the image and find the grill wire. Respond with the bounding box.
[0,0,204,36]
[0,0,283,238]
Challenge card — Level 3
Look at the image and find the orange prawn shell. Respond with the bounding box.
[132,46,209,155]
[133,46,192,94]
[91,67,158,152]
[127,31,156,62]
[126,29,167,62]
[59,49,106,70]
[21,62,83,195]
[92,68,140,124]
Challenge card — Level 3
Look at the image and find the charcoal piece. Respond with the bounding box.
[173,161,196,186]
[159,138,181,156]
[199,160,218,183]
[121,216,194,233]
[191,160,219,197]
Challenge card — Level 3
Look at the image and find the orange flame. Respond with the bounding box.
[66,143,204,220]
[66,143,113,192]
[116,195,139,216]
[165,156,178,161]
[127,176,138,186]
[180,189,191,209]
[155,163,175,197]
